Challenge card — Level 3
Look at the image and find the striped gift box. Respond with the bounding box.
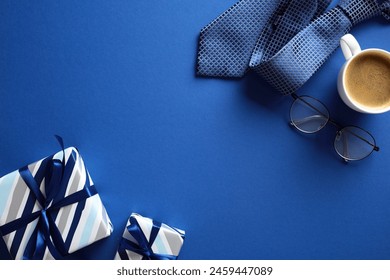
[115,213,185,260]
[0,147,113,259]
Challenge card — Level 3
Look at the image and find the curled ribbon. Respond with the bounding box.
[0,136,97,259]
[117,216,177,260]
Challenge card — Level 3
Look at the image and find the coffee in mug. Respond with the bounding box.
[337,34,390,114]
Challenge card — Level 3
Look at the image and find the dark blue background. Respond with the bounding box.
[1,0,389,260]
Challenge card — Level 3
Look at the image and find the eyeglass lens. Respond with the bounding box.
[290,95,329,133]
[334,126,377,161]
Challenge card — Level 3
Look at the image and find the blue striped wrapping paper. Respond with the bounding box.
[115,213,185,260]
[0,147,113,259]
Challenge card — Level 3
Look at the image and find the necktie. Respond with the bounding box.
[197,0,390,95]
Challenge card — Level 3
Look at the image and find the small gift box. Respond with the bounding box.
[0,142,113,259]
[115,213,185,260]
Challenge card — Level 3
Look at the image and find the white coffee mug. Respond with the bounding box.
[337,34,390,114]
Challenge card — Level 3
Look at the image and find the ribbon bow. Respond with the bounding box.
[117,216,177,260]
[0,136,97,259]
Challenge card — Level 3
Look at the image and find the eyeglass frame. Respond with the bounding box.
[289,93,379,162]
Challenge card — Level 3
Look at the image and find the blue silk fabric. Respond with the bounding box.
[197,0,390,95]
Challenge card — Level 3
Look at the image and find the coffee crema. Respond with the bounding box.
[344,50,390,110]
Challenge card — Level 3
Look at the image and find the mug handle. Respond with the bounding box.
[340,34,361,60]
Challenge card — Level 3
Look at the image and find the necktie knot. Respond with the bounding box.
[197,0,388,95]
[381,1,390,20]
[337,0,384,24]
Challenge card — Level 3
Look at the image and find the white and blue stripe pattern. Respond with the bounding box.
[0,147,113,259]
[115,213,185,260]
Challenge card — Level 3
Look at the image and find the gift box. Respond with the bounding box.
[115,213,185,260]
[0,145,113,259]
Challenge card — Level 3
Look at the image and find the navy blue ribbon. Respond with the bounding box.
[118,216,177,260]
[0,136,97,259]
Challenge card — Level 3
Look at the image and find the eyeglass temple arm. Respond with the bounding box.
[291,93,329,119]
[342,130,350,161]
[342,129,380,152]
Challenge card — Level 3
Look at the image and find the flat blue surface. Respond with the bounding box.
[0,0,389,260]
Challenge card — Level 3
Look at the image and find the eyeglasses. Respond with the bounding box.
[289,94,379,162]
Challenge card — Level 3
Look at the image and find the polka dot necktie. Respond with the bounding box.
[197,0,390,95]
